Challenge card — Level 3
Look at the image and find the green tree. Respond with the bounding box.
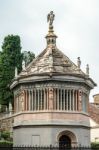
[0,35,22,107]
[22,51,35,66]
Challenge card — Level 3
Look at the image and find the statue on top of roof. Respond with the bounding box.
[47,11,55,27]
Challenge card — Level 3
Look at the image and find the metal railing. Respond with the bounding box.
[0,146,98,150]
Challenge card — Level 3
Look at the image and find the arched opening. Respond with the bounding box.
[58,130,77,148]
[59,135,71,148]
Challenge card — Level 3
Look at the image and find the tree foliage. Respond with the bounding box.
[22,51,35,66]
[0,35,35,109]
[1,131,11,141]
[0,35,22,107]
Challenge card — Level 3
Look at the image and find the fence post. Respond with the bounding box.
[79,144,81,150]
[50,144,52,150]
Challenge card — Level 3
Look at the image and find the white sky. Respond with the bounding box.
[0,0,99,101]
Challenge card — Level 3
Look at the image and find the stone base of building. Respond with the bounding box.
[13,125,90,147]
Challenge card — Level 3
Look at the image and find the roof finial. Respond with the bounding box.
[86,64,89,76]
[77,57,81,69]
[47,11,55,28]
[46,11,57,47]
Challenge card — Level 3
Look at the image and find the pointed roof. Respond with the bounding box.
[22,47,85,76]
[19,11,85,77]
[10,11,96,90]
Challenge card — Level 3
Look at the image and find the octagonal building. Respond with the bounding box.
[10,12,96,147]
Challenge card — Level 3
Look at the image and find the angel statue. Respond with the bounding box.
[47,11,55,26]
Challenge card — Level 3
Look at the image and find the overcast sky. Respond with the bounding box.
[0,0,99,101]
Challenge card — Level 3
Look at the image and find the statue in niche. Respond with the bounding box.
[21,97,24,111]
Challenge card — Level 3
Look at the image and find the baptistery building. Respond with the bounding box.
[10,12,96,147]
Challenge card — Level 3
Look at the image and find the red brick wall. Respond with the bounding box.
[88,103,99,124]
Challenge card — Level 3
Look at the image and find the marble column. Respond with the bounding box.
[37,89,39,110]
[60,89,62,110]
[57,89,59,110]
[42,90,44,110]
[33,89,35,110]
[66,90,68,111]
[75,90,78,111]
[72,90,74,111]
[47,88,49,110]
[70,90,71,111]
[41,89,42,110]
[25,91,27,111]
[63,89,65,110]
[25,90,27,111]
[31,90,33,110]
[23,91,25,111]
[28,90,31,111]
[44,89,46,110]
[30,91,32,110]
[54,88,56,110]
[34,89,36,111]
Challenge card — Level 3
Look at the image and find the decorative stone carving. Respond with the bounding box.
[47,11,55,27]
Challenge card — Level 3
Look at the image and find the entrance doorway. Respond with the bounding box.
[59,135,71,148]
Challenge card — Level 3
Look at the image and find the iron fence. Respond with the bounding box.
[0,146,99,150]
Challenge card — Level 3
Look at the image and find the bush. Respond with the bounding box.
[1,131,10,140]
[0,140,13,147]
[91,142,99,148]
